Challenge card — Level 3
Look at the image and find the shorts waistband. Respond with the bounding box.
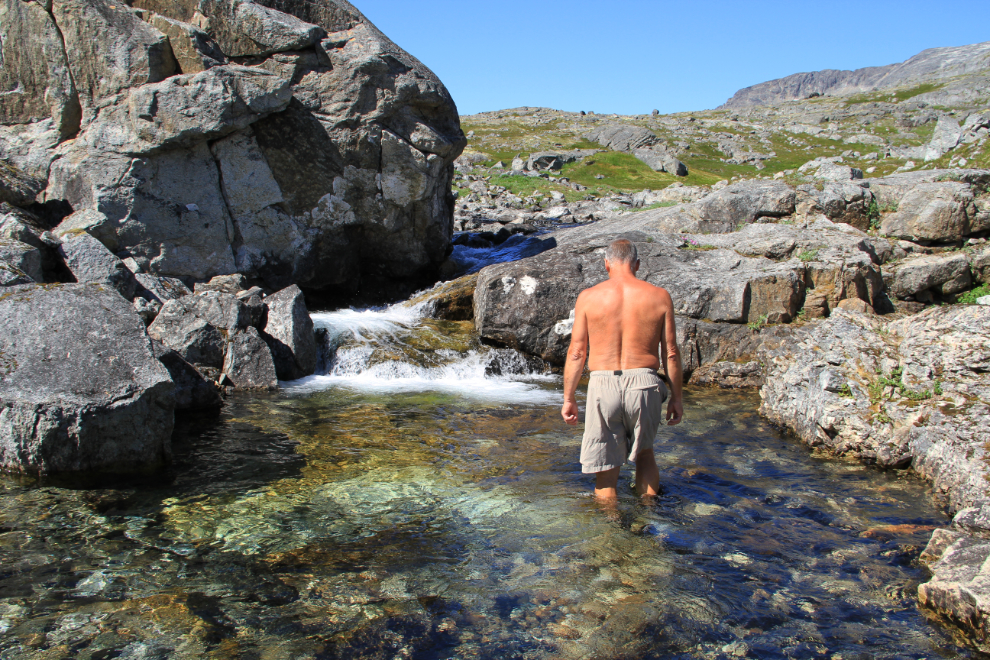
[589,368,660,377]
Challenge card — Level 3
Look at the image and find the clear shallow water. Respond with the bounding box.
[0,304,974,659]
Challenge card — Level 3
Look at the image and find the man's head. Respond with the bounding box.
[605,239,639,274]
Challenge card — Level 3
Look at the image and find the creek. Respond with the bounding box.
[0,283,978,659]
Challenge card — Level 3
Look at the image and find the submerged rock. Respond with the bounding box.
[0,283,174,476]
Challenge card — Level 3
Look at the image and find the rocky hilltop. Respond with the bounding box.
[722,40,990,109]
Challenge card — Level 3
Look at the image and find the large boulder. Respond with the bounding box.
[584,124,659,151]
[262,284,316,380]
[474,214,888,366]
[18,0,465,296]
[632,147,688,176]
[692,180,797,228]
[0,283,175,476]
[56,231,138,300]
[886,252,972,300]
[879,181,979,242]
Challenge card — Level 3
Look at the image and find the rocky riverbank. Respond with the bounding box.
[413,164,990,650]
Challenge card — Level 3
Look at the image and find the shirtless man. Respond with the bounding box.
[560,238,684,501]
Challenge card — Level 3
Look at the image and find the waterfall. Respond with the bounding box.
[283,298,558,404]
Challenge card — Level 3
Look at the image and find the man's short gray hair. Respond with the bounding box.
[605,239,638,265]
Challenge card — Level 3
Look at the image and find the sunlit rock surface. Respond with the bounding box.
[2,0,465,294]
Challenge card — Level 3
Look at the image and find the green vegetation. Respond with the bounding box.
[957,284,990,304]
[867,198,882,230]
[838,383,853,398]
[484,174,585,204]
[868,366,938,404]
[561,152,682,191]
[747,314,769,331]
[845,83,944,106]
[798,249,820,262]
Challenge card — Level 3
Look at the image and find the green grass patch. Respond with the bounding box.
[845,83,944,107]
[747,314,769,331]
[957,284,990,304]
[892,83,945,102]
[561,151,680,191]
[484,174,585,204]
[798,249,820,262]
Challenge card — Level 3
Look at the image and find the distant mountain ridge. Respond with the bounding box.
[721,41,990,109]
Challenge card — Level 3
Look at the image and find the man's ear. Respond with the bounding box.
[633,259,641,273]
[604,258,611,273]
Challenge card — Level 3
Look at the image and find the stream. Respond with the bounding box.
[0,286,978,659]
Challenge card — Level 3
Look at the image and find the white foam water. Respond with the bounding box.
[284,301,559,404]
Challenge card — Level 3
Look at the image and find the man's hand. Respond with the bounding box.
[666,397,683,426]
[561,399,579,426]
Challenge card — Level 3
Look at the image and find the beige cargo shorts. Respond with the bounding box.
[580,368,669,474]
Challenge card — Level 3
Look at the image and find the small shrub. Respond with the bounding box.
[798,249,820,262]
[838,383,853,398]
[867,198,882,230]
[747,314,769,331]
[957,284,990,305]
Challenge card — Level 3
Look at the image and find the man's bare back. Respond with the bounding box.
[560,239,684,501]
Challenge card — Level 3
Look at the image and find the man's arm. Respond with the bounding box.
[658,289,684,425]
[561,294,589,426]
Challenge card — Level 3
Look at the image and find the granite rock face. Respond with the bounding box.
[3,0,464,296]
[0,283,175,476]
[760,305,990,509]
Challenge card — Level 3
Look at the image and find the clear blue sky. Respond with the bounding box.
[355,0,990,116]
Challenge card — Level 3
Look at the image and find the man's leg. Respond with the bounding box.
[594,466,621,501]
[634,449,660,498]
